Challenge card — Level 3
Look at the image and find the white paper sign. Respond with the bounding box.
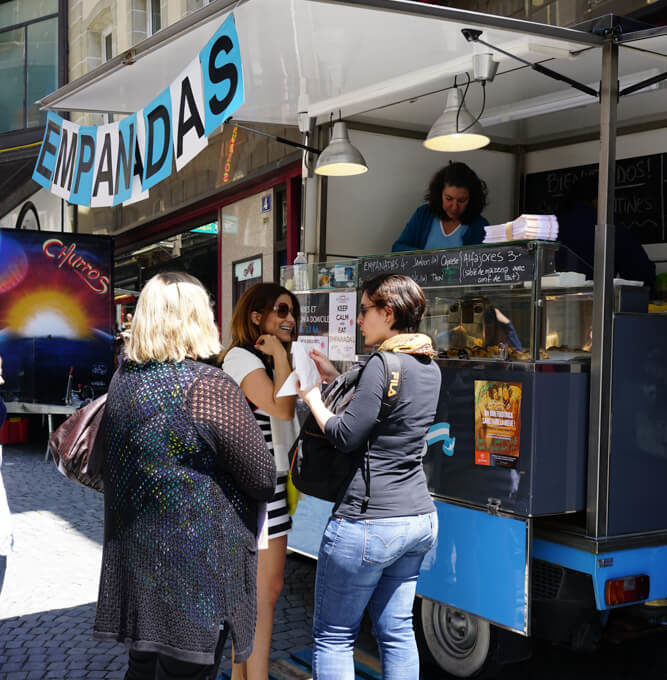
[50,119,79,201]
[124,109,149,205]
[328,291,356,361]
[170,57,208,172]
[297,335,329,358]
[90,123,119,207]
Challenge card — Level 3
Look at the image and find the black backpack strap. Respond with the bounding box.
[360,351,403,512]
[240,344,274,381]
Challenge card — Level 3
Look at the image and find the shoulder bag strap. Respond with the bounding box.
[360,351,403,512]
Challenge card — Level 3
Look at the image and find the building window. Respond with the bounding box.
[0,1,59,134]
[103,29,112,62]
[148,0,161,35]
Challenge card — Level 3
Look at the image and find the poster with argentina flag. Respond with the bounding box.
[32,14,244,208]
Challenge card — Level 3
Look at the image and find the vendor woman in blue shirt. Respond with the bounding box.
[392,162,488,251]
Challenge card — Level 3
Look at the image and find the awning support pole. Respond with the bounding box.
[225,119,321,155]
[619,70,667,97]
[586,39,618,539]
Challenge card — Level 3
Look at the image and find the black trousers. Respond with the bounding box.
[124,624,228,680]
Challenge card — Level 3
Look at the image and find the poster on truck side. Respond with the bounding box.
[0,229,114,405]
[474,380,522,468]
[328,291,356,362]
[296,292,330,357]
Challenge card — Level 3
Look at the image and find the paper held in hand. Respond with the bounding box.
[276,341,322,397]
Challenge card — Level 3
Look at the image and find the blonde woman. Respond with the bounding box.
[94,272,276,680]
[223,282,300,680]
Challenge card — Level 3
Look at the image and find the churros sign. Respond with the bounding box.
[43,239,110,295]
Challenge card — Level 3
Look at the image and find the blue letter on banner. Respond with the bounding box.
[69,126,97,206]
[142,88,173,191]
[114,113,137,205]
[200,13,244,136]
[32,112,63,189]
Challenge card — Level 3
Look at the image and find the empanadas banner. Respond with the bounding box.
[32,14,244,208]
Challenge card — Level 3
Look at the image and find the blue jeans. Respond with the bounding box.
[312,512,438,680]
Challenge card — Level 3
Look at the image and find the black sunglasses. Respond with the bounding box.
[272,302,295,319]
[359,304,378,318]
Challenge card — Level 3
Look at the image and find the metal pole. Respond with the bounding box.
[586,39,618,539]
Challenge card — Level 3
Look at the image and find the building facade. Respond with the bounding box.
[64,0,302,338]
[0,0,68,231]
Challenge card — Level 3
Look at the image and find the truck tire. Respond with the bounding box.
[416,598,499,678]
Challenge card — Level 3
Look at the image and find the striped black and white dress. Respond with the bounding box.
[251,408,292,538]
[223,347,293,540]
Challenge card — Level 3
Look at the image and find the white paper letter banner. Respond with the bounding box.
[33,13,244,207]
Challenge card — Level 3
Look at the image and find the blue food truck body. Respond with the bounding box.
[288,292,667,676]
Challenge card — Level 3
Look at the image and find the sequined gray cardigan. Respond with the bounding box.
[94,360,276,665]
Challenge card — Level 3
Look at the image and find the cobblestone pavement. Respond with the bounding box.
[2,442,666,680]
[0,442,316,679]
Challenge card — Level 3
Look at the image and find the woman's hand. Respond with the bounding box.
[309,349,340,382]
[297,377,323,407]
[254,334,287,359]
[297,378,333,433]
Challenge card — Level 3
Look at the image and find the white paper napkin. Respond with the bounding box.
[276,341,322,397]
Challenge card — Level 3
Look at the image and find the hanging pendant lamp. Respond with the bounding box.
[424,87,490,152]
[315,121,368,176]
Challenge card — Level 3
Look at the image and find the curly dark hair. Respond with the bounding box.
[425,162,488,223]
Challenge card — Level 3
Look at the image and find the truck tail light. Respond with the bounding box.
[604,574,650,606]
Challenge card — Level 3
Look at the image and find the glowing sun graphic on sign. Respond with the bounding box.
[6,290,90,339]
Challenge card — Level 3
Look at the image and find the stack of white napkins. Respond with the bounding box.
[483,214,559,243]
[482,222,514,242]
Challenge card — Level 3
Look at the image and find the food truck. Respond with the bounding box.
[36,0,666,676]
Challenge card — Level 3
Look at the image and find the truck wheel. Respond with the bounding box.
[416,598,499,678]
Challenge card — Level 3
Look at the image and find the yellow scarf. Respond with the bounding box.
[377,333,435,358]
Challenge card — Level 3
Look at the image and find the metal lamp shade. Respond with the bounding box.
[315,122,368,176]
[424,88,490,152]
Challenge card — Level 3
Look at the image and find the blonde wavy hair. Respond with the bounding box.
[126,272,222,363]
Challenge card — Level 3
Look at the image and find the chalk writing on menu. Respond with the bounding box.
[524,152,666,244]
[359,245,535,287]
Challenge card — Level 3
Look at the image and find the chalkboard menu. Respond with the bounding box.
[359,244,535,288]
[523,153,666,244]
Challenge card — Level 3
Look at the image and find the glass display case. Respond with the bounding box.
[281,258,357,292]
[357,241,647,361]
[357,241,591,360]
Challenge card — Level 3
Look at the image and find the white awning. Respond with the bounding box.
[38,0,666,143]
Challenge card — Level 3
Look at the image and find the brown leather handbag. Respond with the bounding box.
[48,394,106,493]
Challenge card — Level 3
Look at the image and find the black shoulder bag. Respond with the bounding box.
[289,351,403,508]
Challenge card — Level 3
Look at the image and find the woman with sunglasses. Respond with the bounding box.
[223,282,301,680]
[298,273,440,680]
